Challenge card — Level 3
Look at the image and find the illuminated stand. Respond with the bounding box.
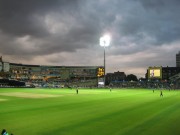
[99,34,111,86]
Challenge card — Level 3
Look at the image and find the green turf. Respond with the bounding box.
[0,88,180,135]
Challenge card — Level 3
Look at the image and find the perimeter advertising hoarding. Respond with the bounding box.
[148,67,162,79]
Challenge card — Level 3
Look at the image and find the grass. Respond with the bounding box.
[0,88,180,135]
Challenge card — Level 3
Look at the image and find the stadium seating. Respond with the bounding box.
[169,73,180,81]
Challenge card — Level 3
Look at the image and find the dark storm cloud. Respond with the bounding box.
[138,0,180,45]
[0,0,110,57]
[0,0,180,50]
[0,0,81,37]
[0,0,90,55]
[117,0,180,46]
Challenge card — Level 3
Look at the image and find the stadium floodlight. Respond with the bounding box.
[99,34,111,87]
[100,34,111,47]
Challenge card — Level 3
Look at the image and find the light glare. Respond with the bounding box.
[100,34,111,47]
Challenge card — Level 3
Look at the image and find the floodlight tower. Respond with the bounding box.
[100,34,111,86]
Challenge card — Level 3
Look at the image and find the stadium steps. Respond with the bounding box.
[169,73,180,81]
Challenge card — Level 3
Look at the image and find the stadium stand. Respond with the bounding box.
[169,73,180,89]
[169,73,180,81]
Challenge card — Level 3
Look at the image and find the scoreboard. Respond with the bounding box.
[97,67,104,77]
[148,67,162,79]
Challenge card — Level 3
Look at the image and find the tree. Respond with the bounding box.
[126,74,138,81]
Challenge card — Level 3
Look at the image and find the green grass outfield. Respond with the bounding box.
[0,88,180,135]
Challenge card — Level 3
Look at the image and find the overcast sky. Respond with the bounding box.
[0,0,180,78]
